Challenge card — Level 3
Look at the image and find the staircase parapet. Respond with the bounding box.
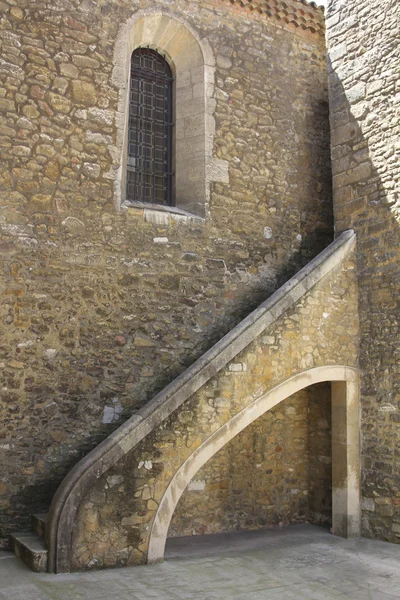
[47,229,356,573]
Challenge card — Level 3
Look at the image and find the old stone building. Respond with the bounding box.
[326,0,400,543]
[0,0,398,573]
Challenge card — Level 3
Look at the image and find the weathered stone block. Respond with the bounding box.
[334,162,372,188]
[71,80,96,105]
[48,92,71,113]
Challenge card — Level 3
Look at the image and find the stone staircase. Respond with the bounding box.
[9,231,361,573]
[11,514,48,572]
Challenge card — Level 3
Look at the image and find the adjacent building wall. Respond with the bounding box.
[326,0,400,542]
[0,0,330,544]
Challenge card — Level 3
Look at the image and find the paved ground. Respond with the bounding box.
[0,525,399,599]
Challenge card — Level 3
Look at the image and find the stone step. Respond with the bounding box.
[11,532,48,573]
[32,513,47,540]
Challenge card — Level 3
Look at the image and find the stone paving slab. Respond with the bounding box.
[0,525,399,600]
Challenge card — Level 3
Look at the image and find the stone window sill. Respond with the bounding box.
[121,200,205,226]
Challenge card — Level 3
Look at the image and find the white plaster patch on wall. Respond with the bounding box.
[17,340,34,348]
[102,398,124,424]
[18,237,38,247]
[61,216,85,229]
[379,404,396,412]
[300,354,314,369]
[82,162,101,179]
[251,387,265,402]
[88,558,98,568]
[87,107,114,126]
[211,397,230,409]
[0,222,34,237]
[208,158,229,183]
[138,460,153,470]
[85,131,112,145]
[228,363,247,372]
[144,210,171,226]
[264,226,273,239]
[170,213,205,225]
[44,349,57,361]
[188,479,206,491]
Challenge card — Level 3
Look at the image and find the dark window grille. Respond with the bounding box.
[127,48,174,206]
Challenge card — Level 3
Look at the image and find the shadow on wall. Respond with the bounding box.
[328,55,399,541]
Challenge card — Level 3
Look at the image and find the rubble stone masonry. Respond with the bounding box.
[326,0,400,542]
[0,0,330,545]
[69,246,358,570]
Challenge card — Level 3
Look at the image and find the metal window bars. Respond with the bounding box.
[127,48,174,206]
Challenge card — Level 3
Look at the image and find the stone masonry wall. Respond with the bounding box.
[169,383,332,538]
[0,0,330,544]
[326,0,400,542]
[70,248,358,570]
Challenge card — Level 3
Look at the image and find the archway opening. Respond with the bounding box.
[148,367,360,564]
[166,383,332,546]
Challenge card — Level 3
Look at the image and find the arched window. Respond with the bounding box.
[126,48,174,206]
[113,13,228,217]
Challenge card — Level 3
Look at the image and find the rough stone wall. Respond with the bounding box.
[169,383,332,538]
[0,0,330,544]
[326,0,400,542]
[70,250,358,570]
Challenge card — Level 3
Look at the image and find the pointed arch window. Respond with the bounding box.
[126,48,174,206]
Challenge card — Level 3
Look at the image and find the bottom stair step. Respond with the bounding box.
[12,532,48,572]
[32,513,48,539]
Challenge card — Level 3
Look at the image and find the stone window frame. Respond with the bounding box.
[111,9,229,220]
